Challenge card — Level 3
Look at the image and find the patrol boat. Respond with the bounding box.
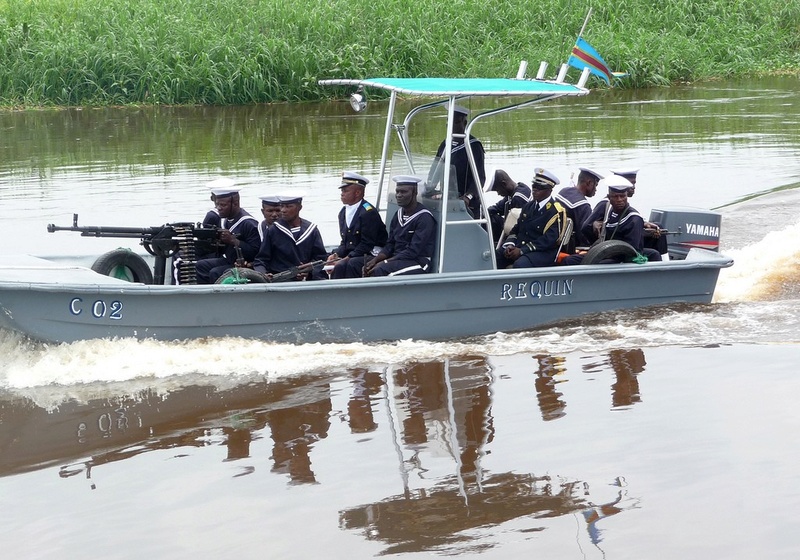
[0,71,732,344]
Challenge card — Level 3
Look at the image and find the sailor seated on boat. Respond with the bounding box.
[424,104,486,219]
[495,168,567,269]
[327,171,388,279]
[258,195,282,240]
[252,193,329,280]
[563,174,662,265]
[195,182,262,284]
[485,169,532,244]
[344,175,437,278]
[611,167,668,257]
[555,167,604,250]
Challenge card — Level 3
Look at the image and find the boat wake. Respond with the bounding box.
[714,219,800,303]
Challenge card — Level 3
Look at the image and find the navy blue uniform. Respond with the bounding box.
[562,199,661,265]
[331,199,388,279]
[488,182,532,243]
[496,197,566,268]
[429,135,486,217]
[556,186,593,247]
[195,210,260,283]
[203,209,221,228]
[346,205,437,277]
[580,199,644,251]
[253,219,328,278]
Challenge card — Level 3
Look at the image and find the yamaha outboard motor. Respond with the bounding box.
[649,207,722,260]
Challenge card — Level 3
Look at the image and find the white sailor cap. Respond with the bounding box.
[602,174,633,193]
[277,192,304,204]
[446,102,469,115]
[392,174,423,187]
[610,167,639,178]
[578,167,604,181]
[259,195,281,206]
[531,167,560,190]
[340,171,369,188]
[208,178,239,198]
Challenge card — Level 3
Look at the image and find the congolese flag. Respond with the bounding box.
[568,37,626,85]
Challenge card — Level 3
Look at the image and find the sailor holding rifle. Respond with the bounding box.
[344,175,437,277]
[563,174,660,264]
[610,167,669,258]
[195,179,261,284]
[253,193,328,281]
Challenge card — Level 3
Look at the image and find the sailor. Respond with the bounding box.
[258,195,282,240]
[485,169,532,244]
[197,190,223,261]
[496,167,568,269]
[564,174,660,264]
[195,179,261,284]
[345,175,437,277]
[253,193,328,280]
[425,103,486,218]
[327,171,388,279]
[610,167,668,257]
[610,168,640,198]
[555,166,604,248]
[203,193,221,228]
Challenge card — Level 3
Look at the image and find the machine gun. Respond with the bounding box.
[47,213,224,284]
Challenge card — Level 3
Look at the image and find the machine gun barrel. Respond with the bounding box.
[47,214,162,237]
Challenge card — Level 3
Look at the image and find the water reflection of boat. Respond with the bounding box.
[340,358,640,554]
[0,74,730,344]
[1,353,646,552]
[0,375,335,480]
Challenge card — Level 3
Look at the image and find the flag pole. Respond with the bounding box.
[577,7,593,40]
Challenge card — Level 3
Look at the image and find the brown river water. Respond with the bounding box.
[1,77,799,559]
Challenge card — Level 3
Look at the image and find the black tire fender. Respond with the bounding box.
[215,268,268,284]
[582,240,638,265]
[91,249,154,284]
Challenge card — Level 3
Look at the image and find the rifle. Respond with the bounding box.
[269,260,327,283]
[48,213,224,284]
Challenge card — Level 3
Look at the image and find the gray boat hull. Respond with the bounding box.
[0,251,732,344]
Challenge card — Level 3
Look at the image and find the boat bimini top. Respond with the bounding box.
[320,71,591,273]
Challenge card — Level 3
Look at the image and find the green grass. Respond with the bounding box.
[1,0,798,106]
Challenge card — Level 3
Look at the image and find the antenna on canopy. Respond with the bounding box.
[577,7,593,39]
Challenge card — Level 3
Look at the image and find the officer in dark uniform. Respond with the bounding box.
[425,104,486,218]
[345,175,437,277]
[555,166,604,248]
[195,180,261,283]
[496,168,567,269]
[485,169,532,244]
[327,171,388,279]
[253,193,328,280]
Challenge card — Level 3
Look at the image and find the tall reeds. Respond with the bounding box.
[1,0,798,106]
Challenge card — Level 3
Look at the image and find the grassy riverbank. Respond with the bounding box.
[1,0,798,106]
